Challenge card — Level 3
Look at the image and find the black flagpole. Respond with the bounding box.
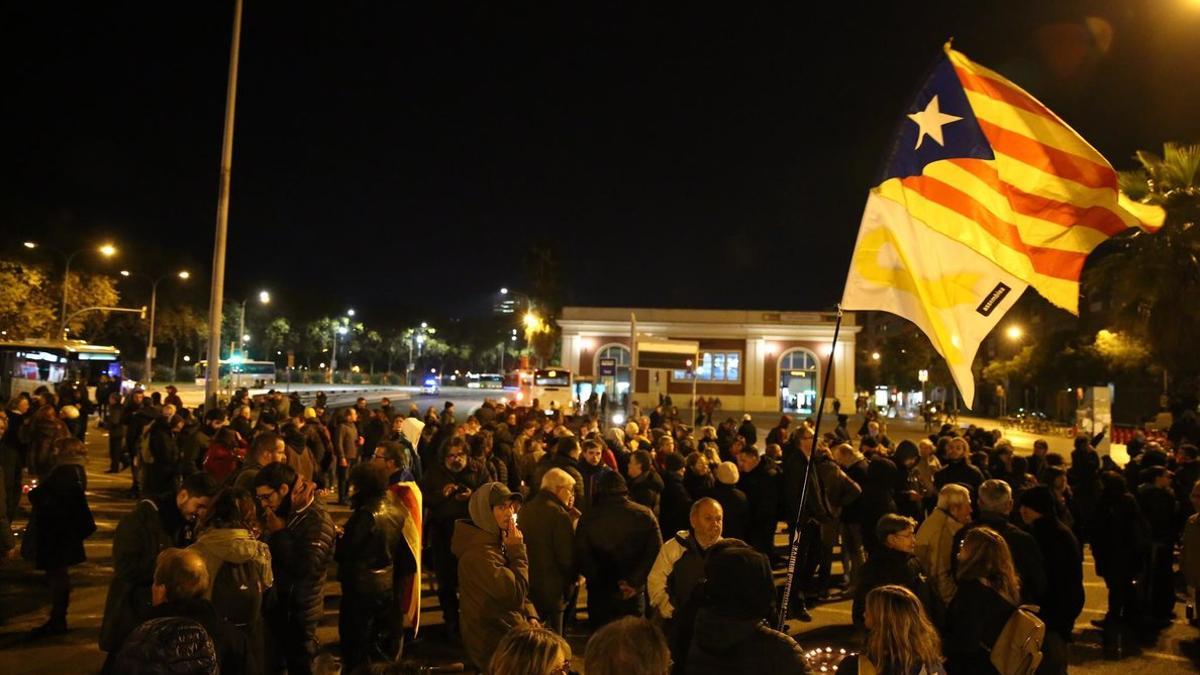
[776,304,844,631]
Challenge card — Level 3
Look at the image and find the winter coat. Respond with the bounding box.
[575,492,662,595]
[736,420,758,447]
[943,579,1012,675]
[451,512,535,669]
[647,530,737,620]
[1184,513,1200,589]
[28,415,70,476]
[337,421,359,461]
[852,545,935,627]
[519,490,576,619]
[686,608,812,675]
[684,470,715,500]
[659,472,693,538]
[914,507,963,605]
[738,460,782,556]
[264,496,335,629]
[860,457,900,554]
[190,528,274,601]
[29,461,95,570]
[629,469,665,515]
[101,496,188,652]
[144,598,251,675]
[144,418,180,495]
[1027,515,1084,637]
[1088,491,1149,580]
[422,461,488,532]
[933,458,984,496]
[202,442,242,485]
[710,483,750,541]
[950,511,1046,606]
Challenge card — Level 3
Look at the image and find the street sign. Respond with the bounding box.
[599,357,617,376]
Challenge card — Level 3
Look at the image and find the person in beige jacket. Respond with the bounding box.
[915,483,972,604]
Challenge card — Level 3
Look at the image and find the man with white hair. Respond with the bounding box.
[950,478,1046,604]
[915,483,972,604]
[520,467,579,633]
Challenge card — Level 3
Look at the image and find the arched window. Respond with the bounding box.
[778,348,819,414]
[595,344,632,398]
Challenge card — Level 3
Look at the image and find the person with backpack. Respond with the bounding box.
[189,488,272,671]
[840,585,946,674]
[943,527,1039,675]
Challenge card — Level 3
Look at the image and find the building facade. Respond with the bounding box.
[557,306,859,415]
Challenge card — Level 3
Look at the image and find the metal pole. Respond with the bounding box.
[203,0,244,409]
[330,327,338,381]
[237,300,246,359]
[145,279,159,383]
[776,305,843,631]
[59,251,77,339]
[629,312,637,415]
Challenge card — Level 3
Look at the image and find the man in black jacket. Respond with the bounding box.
[575,471,662,628]
[520,467,578,633]
[933,437,984,498]
[659,453,693,538]
[852,514,936,627]
[737,445,782,562]
[950,479,1046,605]
[254,463,334,675]
[1019,486,1084,675]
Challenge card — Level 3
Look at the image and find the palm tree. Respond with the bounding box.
[1085,142,1200,401]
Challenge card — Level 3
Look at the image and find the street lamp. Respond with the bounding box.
[871,351,881,361]
[24,241,119,339]
[1006,325,1023,341]
[328,312,354,381]
[119,268,189,383]
[236,290,271,359]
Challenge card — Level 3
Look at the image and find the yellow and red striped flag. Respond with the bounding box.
[842,43,1163,407]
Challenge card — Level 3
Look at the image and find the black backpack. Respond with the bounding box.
[211,561,263,630]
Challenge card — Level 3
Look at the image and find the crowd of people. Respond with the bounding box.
[3,384,1200,675]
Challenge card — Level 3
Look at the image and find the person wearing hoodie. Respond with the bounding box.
[189,488,273,671]
[628,449,665,515]
[685,541,812,675]
[451,482,538,670]
[421,436,487,637]
[575,471,663,627]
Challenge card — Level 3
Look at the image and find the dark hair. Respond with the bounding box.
[180,472,219,499]
[893,440,919,465]
[376,441,408,468]
[199,488,257,532]
[348,461,389,508]
[214,427,239,448]
[203,408,227,424]
[1182,444,1200,461]
[251,431,282,458]
[631,449,653,472]
[556,436,581,457]
[584,616,671,675]
[876,513,918,541]
[253,462,297,491]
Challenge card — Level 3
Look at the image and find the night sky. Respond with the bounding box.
[4,1,1198,326]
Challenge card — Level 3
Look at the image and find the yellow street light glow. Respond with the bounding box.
[99,244,117,257]
[1006,325,1023,341]
[120,270,131,277]
[871,351,881,361]
[178,271,190,280]
[523,312,541,329]
[23,241,37,249]
[258,290,271,304]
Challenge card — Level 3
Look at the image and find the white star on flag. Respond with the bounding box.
[907,95,962,150]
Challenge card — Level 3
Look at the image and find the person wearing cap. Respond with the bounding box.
[575,471,663,628]
[451,482,538,670]
[1018,485,1083,675]
[685,541,812,674]
[736,414,757,447]
[710,461,749,541]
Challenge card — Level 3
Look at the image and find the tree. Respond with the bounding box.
[1086,142,1200,401]
[156,304,207,378]
[0,260,57,338]
[263,317,294,360]
[61,271,121,338]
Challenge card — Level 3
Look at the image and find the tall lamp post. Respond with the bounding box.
[235,290,271,359]
[121,269,189,383]
[24,241,118,339]
[327,309,355,383]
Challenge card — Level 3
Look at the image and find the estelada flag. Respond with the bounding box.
[388,481,424,634]
[842,42,1163,408]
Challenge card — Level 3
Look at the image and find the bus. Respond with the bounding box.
[194,359,277,389]
[466,372,504,389]
[516,367,575,413]
[0,339,123,400]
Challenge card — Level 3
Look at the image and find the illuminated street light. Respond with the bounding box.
[1006,325,1023,341]
[524,312,541,330]
[871,351,881,361]
[337,326,349,336]
[23,241,36,249]
[120,270,131,277]
[420,321,428,329]
[183,355,191,362]
[500,287,509,295]
[259,290,271,304]
[242,334,251,342]
[347,308,356,317]
[178,271,190,280]
[99,243,117,257]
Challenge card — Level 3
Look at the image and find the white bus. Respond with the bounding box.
[195,359,277,389]
[517,367,575,413]
[0,339,123,400]
[466,372,504,389]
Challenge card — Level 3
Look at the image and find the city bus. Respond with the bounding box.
[0,339,123,400]
[516,367,575,413]
[466,372,504,389]
[194,359,277,389]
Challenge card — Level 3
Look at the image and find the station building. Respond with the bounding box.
[556,306,859,415]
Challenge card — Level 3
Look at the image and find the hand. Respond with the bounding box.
[526,617,540,628]
[357,436,365,446]
[291,477,315,509]
[617,580,637,600]
[506,521,524,545]
[338,457,348,468]
[454,487,472,501]
[442,483,458,497]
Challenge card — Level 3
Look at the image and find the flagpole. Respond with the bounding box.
[776,303,843,631]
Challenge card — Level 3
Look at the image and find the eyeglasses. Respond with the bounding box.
[254,492,275,503]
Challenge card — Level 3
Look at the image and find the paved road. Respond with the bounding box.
[1,411,1197,673]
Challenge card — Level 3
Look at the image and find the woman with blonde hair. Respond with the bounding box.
[840,585,944,674]
[943,527,1022,674]
[489,625,573,675]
